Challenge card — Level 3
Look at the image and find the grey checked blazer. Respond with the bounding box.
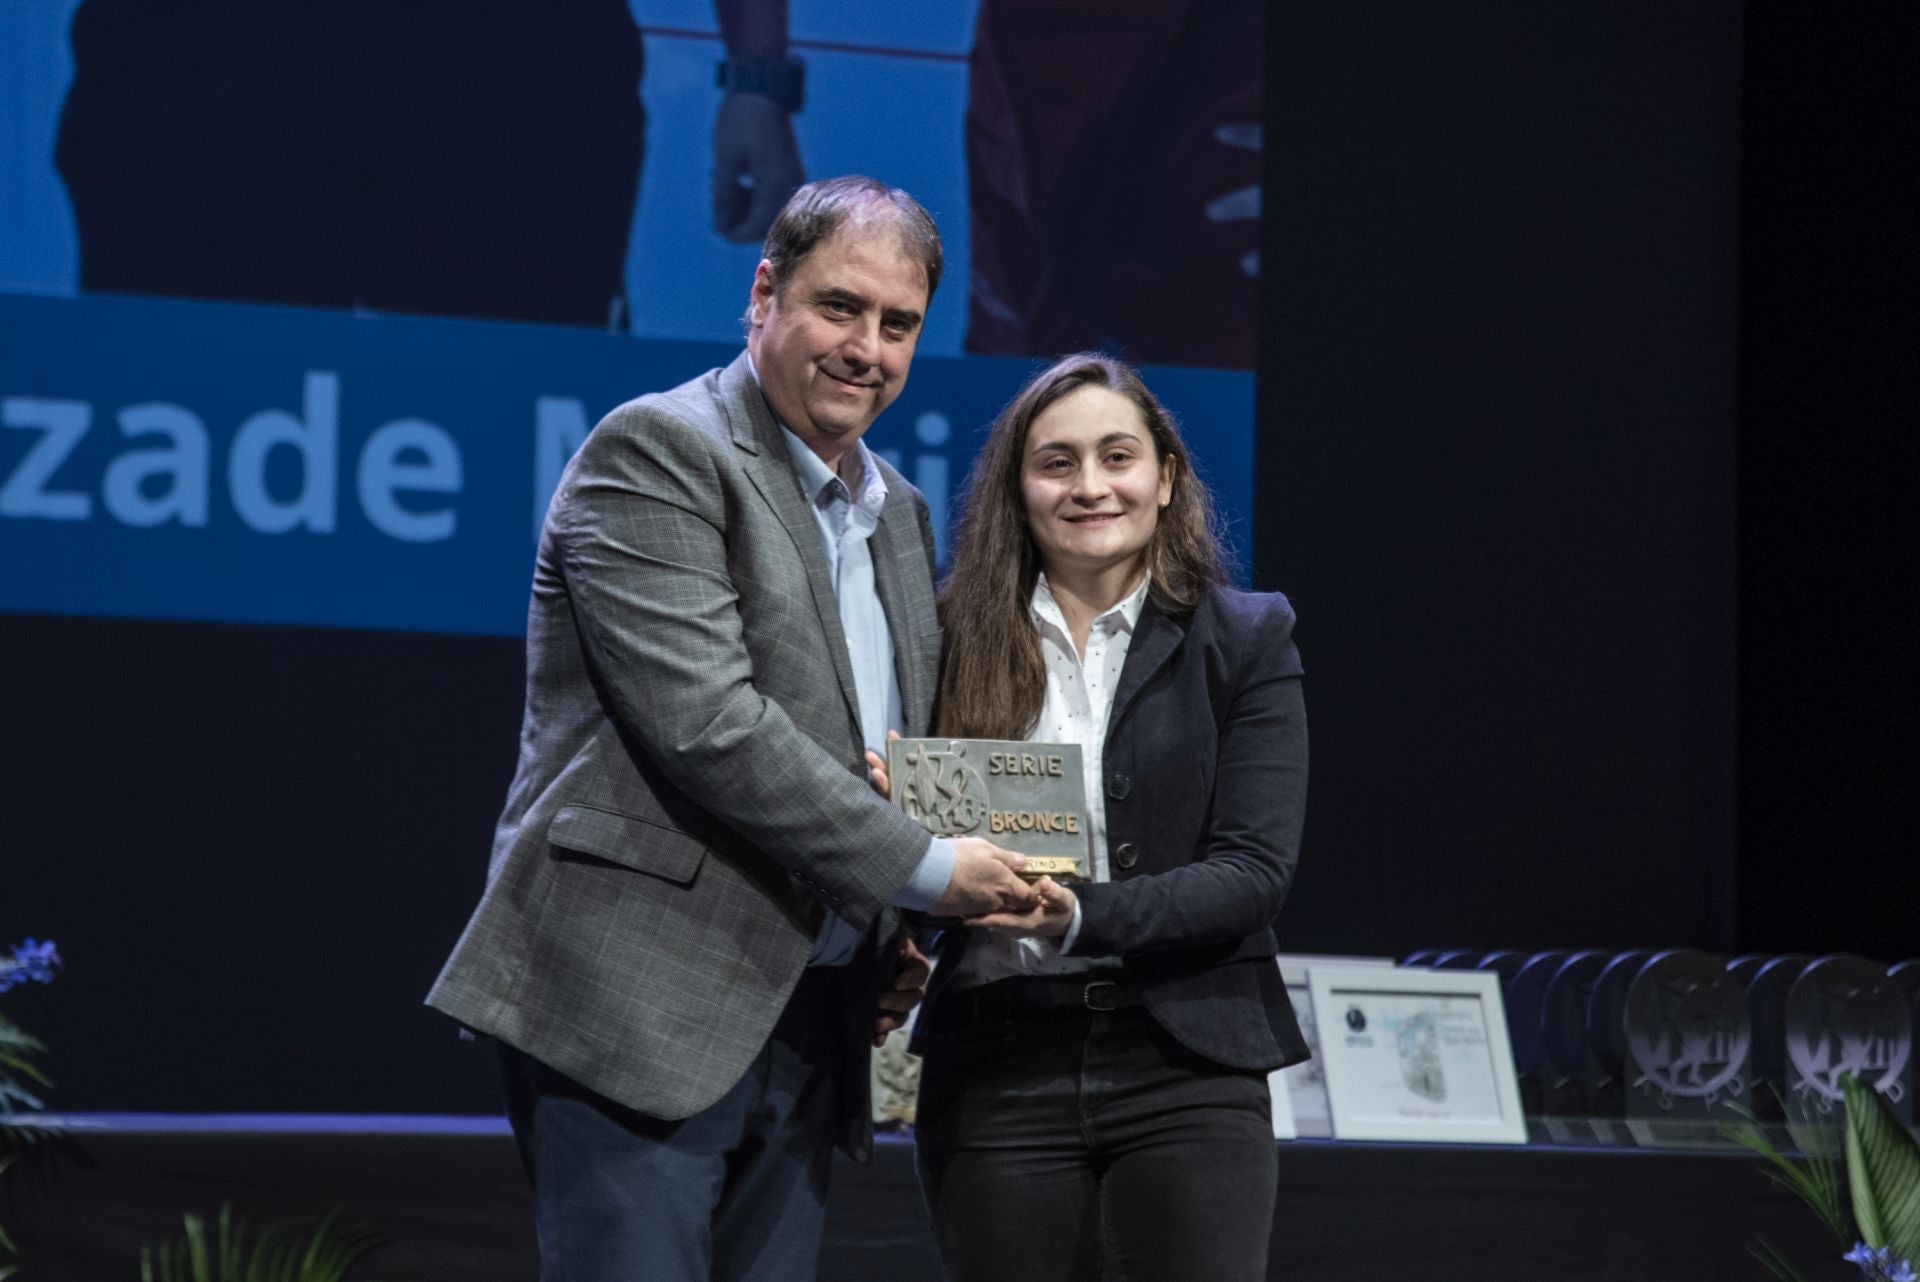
[428,353,942,1146]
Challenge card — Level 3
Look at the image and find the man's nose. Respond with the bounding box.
[840,319,880,367]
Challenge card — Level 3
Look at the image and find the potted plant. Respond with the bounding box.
[0,938,62,1281]
[1730,1074,1920,1281]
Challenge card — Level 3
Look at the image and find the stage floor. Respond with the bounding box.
[9,1115,1845,1281]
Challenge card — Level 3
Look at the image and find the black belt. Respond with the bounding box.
[941,974,1146,1025]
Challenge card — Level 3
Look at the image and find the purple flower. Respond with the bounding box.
[1846,1243,1918,1282]
[0,938,60,993]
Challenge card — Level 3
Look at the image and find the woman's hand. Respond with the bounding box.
[964,876,1077,939]
[865,731,902,801]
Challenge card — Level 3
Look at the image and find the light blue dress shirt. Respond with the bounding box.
[774,418,953,964]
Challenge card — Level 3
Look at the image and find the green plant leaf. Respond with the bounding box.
[297,1210,340,1276]
[220,1204,242,1281]
[1842,1074,1920,1262]
[1748,1234,1815,1282]
[0,1055,51,1088]
[0,1020,50,1088]
[1724,1120,1851,1245]
[185,1210,212,1282]
[257,1222,298,1280]
[139,1204,388,1282]
[0,1018,45,1050]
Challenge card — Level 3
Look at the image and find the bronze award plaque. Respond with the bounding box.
[886,738,1089,883]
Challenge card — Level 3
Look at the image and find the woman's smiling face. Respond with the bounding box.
[1020,385,1174,582]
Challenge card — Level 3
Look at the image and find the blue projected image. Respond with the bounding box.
[0,293,1253,636]
[0,1,1261,636]
[0,3,981,352]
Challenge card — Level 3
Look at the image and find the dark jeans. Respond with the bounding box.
[915,983,1277,1282]
[499,967,847,1282]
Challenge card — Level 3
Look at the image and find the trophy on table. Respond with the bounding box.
[886,738,1090,885]
[1622,950,1755,1147]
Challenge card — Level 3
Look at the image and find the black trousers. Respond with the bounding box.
[915,980,1277,1282]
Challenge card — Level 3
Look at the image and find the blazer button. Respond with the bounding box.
[1113,842,1139,870]
[1107,773,1131,800]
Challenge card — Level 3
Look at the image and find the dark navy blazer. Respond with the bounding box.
[922,585,1310,1072]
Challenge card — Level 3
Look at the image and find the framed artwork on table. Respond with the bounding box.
[1308,964,1527,1145]
[1270,955,1395,1139]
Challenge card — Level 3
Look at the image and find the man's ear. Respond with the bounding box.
[747,260,778,328]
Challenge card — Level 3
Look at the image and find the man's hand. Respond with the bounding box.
[930,839,1037,918]
[712,93,804,243]
[873,936,931,1047]
[967,876,1076,940]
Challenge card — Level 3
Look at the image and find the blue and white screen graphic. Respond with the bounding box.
[2,1,1261,637]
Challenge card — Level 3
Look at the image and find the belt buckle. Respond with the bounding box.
[1083,981,1119,1012]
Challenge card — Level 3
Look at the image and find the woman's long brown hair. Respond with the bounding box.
[934,353,1230,739]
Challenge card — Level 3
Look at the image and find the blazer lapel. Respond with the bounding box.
[718,355,862,737]
[870,481,938,734]
[1106,596,1185,747]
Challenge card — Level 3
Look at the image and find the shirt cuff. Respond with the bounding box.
[892,835,954,912]
[1058,898,1085,953]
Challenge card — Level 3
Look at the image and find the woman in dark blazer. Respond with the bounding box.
[906,353,1308,1282]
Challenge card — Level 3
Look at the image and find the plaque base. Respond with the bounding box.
[1018,856,1082,884]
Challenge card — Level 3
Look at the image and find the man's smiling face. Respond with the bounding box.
[747,226,929,473]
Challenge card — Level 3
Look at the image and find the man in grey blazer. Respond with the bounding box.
[428,177,1035,1280]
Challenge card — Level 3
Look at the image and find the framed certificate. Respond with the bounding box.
[1308,964,1527,1144]
[1266,1054,1298,1140]
[1270,954,1395,1138]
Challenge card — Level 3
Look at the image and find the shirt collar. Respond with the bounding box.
[1030,572,1151,638]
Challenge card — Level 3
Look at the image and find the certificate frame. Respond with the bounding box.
[1269,954,1395,1139]
[1308,964,1527,1145]
[1266,1054,1298,1139]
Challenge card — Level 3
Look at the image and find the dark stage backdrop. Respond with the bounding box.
[1256,3,1742,958]
[3,615,526,1112]
[1256,0,1912,968]
[1731,2,1914,959]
